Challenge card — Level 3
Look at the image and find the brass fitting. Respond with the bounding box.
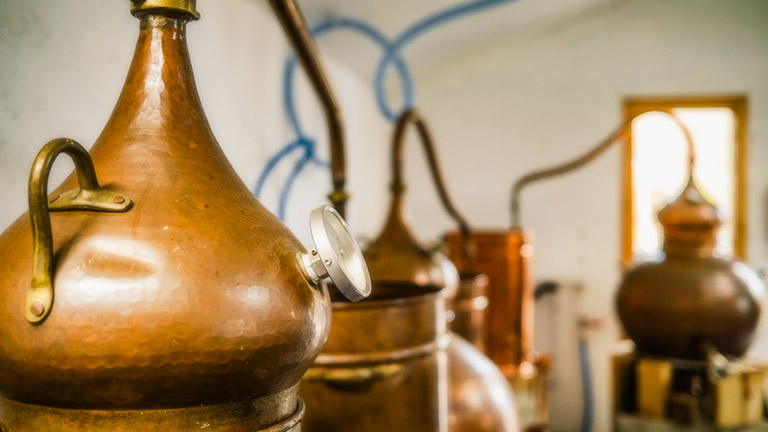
[130,0,200,20]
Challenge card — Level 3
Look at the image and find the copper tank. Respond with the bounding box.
[447,230,534,375]
[617,178,765,359]
[300,109,519,432]
[0,1,370,431]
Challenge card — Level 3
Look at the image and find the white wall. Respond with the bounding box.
[0,0,387,246]
[398,0,768,430]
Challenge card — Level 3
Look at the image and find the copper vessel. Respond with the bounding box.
[448,335,520,431]
[617,178,765,359]
[447,229,534,375]
[301,109,519,432]
[0,1,370,431]
[301,291,450,431]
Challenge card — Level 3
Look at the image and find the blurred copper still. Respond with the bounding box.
[0,1,370,431]
[300,109,520,432]
[617,177,765,360]
[614,177,766,428]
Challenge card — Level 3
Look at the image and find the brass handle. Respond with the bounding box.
[303,364,403,386]
[26,138,133,324]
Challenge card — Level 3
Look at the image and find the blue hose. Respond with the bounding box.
[278,148,313,219]
[285,17,416,127]
[578,339,594,432]
[253,138,304,198]
[257,16,415,219]
[257,0,516,220]
[373,0,516,121]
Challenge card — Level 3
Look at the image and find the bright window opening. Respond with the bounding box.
[623,98,746,264]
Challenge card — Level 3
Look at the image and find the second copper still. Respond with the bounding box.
[300,109,519,432]
[617,177,765,359]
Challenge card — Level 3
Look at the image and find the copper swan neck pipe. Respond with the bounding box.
[391,109,473,260]
[268,0,348,217]
[510,109,696,228]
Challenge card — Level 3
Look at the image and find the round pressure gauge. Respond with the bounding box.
[301,205,371,302]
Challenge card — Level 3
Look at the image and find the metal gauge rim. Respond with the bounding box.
[309,205,371,301]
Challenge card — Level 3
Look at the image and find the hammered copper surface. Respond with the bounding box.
[300,292,450,432]
[617,179,765,359]
[0,388,303,432]
[448,336,520,432]
[447,230,534,374]
[0,10,330,412]
[448,273,489,352]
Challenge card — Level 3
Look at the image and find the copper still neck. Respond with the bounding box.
[363,109,469,296]
[391,110,473,264]
[112,13,210,142]
[659,177,722,259]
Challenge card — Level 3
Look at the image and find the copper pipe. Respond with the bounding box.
[267,0,348,217]
[392,109,472,260]
[510,109,696,228]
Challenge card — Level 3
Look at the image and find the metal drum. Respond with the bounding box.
[301,290,450,432]
[0,1,370,431]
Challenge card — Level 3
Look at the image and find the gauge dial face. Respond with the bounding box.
[309,206,371,301]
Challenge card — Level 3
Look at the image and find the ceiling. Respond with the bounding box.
[293,0,622,79]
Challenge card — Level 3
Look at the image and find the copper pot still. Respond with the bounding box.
[0,1,372,431]
[300,109,520,432]
[617,178,765,359]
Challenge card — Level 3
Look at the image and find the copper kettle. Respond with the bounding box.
[0,1,370,431]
